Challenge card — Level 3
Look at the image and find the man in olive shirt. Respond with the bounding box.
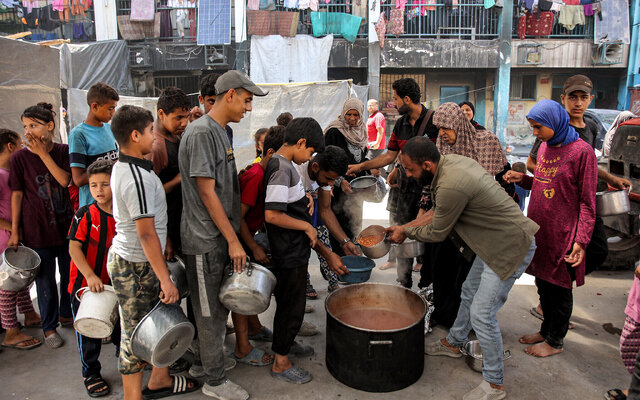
[387,137,538,400]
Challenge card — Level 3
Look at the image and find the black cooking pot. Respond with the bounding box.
[325,283,426,392]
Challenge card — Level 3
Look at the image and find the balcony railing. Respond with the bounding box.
[116,0,198,42]
[512,5,594,39]
[0,5,96,42]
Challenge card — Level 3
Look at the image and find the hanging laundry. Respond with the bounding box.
[246,10,299,36]
[374,12,386,47]
[517,11,553,39]
[559,4,585,30]
[0,0,19,8]
[550,1,561,11]
[117,12,161,40]
[20,4,38,28]
[593,0,601,20]
[259,0,275,10]
[159,7,172,38]
[248,0,260,9]
[395,0,407,10]
[484,0,495,9]
[309,0,318,10]
[284,0,297,8]
[37,5,60,30]
[583,3,593,16]
[387,8,404,35]
[563,0,580,4]
[310,11,362,42]
[130,0,155,21]
[298,0,309,8]
[73,22,87,39]
[188,1,196,37]
[352,0,367,18]
[538,0,552,11]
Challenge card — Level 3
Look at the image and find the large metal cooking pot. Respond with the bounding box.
[167,257,189,298]
[325,283,426,392]
[0,245,41,292]
[73,285,119,339]
[596,188,631,217]
[390,239,425,259]
[460,340,511,373]
[131,302,194,367]
[219,259,276,315]
[356,225,390,259]
[350,176,383,203]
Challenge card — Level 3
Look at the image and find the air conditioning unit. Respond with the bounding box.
[516,44,543,65]
[592,42,624,65]
[128,45,152,69]
[205,45,228,66]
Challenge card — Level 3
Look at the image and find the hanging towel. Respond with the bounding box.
[246,10,299,36]
[559,4,585,30]
[310,11,362,42]
[117,12,160,39]
[517,11,553,38]
[583,3,593,15]
[375,11,386,47]
[484,0,495,9]
[395,0,406,9]
[259,0,275,10]
[130,0,155,21]
[387,8,404,35]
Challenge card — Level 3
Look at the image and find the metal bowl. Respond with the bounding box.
[167,257,189,299]
[596,188,630,216]
[390,239,425,259]
[350,176,383,203]
[357,225,390,259]
[460,340,511,373]
[338,256,375,284]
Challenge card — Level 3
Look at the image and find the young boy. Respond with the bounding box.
[68,159,119,398]
[69,82,120,208]
[147,87,190,259]
[108,105,198,400]
[264,117,348,384]
[190,73,234,146]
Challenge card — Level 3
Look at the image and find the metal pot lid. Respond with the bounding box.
[150,322,195,367]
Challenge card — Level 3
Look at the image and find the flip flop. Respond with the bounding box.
[232,347,274,366]
[142,376,201,400]
[530,307,544,321]
[2,337,42,350]
[270,365,312,384]
[306,283,318,300]
[248,326,273,342]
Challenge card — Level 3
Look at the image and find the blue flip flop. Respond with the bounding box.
[232,347,274,366]
[270,365,312,384]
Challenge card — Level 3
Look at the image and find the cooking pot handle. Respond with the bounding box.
[75,286,89,302]
[245,256,253,277]
[459,344,469,356]
[368,340,393,359]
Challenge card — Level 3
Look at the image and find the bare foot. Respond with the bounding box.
[3,329,41,347]
[23,311,41,327]
[412,263,422,272]
[379,262,396,270]
[519,332,544,344]
[524,341,563,357]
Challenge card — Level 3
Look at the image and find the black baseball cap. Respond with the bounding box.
[214,70,268,97]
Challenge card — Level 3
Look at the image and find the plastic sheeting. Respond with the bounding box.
[0,38,62,140]
[594,0,630,44]
[60,40,134,95]
[67,88,158,129]
[250,34,333,84]
[229,80,367,168]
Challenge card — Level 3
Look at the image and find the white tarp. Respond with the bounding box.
[250,34,333,84]
[93,0,119,41]
[368,0,380,43]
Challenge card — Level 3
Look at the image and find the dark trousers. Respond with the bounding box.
[585,217,608,274]
[271,265,307,356]
[33,245,72,332]
[70,294,121,378]
[627,346,640,399]
[536,277,573,348]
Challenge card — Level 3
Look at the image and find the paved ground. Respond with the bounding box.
[1,200,636,399]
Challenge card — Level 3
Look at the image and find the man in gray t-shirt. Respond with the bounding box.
[179,70,267,400]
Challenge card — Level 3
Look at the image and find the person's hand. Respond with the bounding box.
[346,163,362,177]
[342,240,361,256]
[251,245,270,265]
[609,175,632,190]
[341,179,353,194]
[164,237,175,261]
[385,226,407,244]
[387,167,398,188]
[25,133,49,159]
[370,168,381,177]
[326,251,349,276]
[86,274,104,293]
[634,262,640,280]
[229,241,247,273]
[502,170,523,184]
[305,225,318,248]
[7,232,19,251]
[564,242,585,267]
[306,193,314,216]
[159,278,179,304]
[189,106,203,122]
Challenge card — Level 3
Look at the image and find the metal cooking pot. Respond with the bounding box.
[325,283,426,392]
[390,239,425,259]
[357,225,390,259]
[0,245,41,292]
[219,258,276,315]
[460,340,511,373]
[596,188,631,217]
[131,302,194,367]
[350,176,383,203]
[167,257,189,298]
[73,285,119,339]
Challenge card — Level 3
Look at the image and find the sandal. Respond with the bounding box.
[44,331,64,348]
[270,364,312,384]
[142,375,201,399]
[605,389,627,400]
[232,347,274,366]
[84,375,110,398]
[306,283,318,300]
[2,337,42,350]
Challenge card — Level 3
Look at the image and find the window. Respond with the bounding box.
[509,74,537,100]
[439,86,469,105]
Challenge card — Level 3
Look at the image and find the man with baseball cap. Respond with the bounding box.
[525,74,631,323]
[179,70,266,400]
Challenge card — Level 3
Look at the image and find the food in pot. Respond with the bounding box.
[357,235,383,247]
[336,308,415,330]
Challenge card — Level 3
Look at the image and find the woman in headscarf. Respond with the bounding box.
[603,110,636,157]
[323,98,370,256]
[459,100,485,131]
[504,99,597,358]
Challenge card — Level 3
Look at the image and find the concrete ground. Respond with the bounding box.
[1,199,635,399]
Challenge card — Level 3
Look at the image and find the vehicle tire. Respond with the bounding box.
[601,234,640,270]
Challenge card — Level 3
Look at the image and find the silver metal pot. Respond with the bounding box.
[167,257,189,299]
[350,176,384,203]
[460,340,511,373]
[131,302,195,368]
[390,239,425,259]
[219,259,276,315]
[357,225,390,259]
[596,188,631,217]
[0,245,41,292]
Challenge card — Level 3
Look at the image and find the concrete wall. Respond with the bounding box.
[511,39,629,69]
[381,39,500,69]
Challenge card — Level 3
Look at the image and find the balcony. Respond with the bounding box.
[0,4,96,42]
[512,4,594,39]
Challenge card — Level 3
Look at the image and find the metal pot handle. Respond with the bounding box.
[368,339,393,358]
[459,344,469,356]
[75,286,89,302]
[245,257,253,277]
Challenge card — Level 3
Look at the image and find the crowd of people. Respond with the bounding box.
[0,70,638,400]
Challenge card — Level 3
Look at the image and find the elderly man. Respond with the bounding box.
[386,137,538,400]
[366,99,386,158]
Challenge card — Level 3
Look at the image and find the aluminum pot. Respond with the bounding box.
[357,225,390,259]
[390,239,425,259]
[131,302,194,367]
[460,340,511,373]
[167,257,189,299]
[219,259,277,315]
[0,245,41,292]
[596,188,631,217]
[350,176,383,203]
[73,285,119,339]
[326,283,426,392]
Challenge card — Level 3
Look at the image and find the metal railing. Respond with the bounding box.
[0,5,96,42]
[268,2,368,37]
[117,0,198,41]
[512,5,594,39]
